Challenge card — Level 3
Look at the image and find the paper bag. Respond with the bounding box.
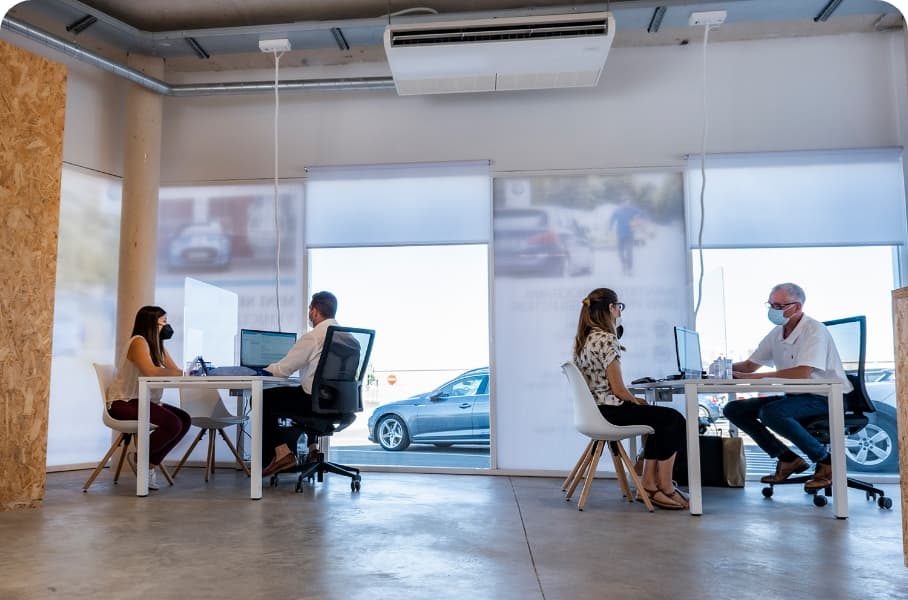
[722,436,746,488]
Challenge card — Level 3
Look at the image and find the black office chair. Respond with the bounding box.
[269,325,375,493]
[762,316,892,509]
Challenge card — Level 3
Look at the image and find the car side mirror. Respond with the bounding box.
[430,392,446,401]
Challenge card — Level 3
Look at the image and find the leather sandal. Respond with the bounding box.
[643,488,684,510]
[662,487,689,509]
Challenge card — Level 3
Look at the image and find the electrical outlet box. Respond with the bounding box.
[258,38,292,53]
[689,10,727,27]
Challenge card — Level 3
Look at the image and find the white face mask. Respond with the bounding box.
[767,307,790,326]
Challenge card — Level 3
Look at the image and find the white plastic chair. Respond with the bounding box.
[171,388,250,481]
[561,362,655,511]
[82,363,174,491]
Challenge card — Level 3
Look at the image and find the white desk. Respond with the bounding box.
[137,375,282,499]
[634,379,846,519]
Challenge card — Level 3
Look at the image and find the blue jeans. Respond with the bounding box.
[722,394,830,462]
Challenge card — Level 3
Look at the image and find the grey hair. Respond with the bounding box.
[771,282,806,304]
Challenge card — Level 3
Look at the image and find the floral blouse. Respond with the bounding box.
[575,328,623,406]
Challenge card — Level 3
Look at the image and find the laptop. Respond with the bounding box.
[673,326,704,380]
[239,329,297,375]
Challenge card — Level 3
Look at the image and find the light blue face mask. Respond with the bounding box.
[767,307,790,326]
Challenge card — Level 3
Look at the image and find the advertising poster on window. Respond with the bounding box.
[493,173,689,471]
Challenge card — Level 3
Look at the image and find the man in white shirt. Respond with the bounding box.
[261,291,340,476]
[723,282,853,491]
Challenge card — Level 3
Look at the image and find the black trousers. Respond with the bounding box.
[599,402,686,461]
[262,386,318,466]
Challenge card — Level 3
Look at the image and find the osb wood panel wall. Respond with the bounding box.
[892,287,908,566]
[0,40,67,511]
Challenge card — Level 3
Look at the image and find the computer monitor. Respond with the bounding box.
[239,329,297,369]
[674,326,703,379]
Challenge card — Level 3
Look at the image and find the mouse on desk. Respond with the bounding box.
[631,376,656,384]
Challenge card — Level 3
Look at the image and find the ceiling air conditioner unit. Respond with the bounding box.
[383,11,615,95]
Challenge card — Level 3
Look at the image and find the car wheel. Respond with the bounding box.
[844,412,899,473]
[376,415,410,451]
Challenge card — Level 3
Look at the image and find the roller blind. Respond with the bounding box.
[685,148,907,248]
[305,161,491,246]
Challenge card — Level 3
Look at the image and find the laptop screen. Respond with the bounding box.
[240,329,297,368]
[674,326,703,378]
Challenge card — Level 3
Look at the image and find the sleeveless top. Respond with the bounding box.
[106,335,163,405]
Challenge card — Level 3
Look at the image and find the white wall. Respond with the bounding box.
[160,32,903,183]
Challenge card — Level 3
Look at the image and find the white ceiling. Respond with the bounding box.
[5,0,904,72]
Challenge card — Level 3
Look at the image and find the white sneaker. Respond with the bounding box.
[147,469,160,491]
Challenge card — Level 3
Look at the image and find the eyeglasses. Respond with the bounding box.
[612,302,626,311]
[766,301,798,310]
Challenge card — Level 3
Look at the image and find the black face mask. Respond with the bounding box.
[616,324,624,339]
[160,324,174,340]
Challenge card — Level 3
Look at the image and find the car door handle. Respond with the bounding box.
[459,403,471,409]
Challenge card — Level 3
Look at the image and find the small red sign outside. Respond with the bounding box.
[387,374,398,386]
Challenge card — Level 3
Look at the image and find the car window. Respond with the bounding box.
[440,375,484,397]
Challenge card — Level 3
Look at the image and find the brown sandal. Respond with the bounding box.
[644,488,684,510]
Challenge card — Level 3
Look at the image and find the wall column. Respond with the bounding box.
[115,54,164,358]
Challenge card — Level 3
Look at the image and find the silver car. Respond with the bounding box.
[848,368,899,473]
[368,368,490,451]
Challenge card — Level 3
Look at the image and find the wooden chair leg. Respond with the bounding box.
[112,436,129,482]
[172,429,206,478]
[563,439,594,492]
[158,463,174,486]
[616,441,654,512]
[565,440,597,501]
[205,429,216,482]
[609,441,633,502]
[577,440,605,510]
[218,428,250,476]
[82,434,126,492]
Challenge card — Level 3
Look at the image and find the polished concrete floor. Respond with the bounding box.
[0,468,905,599]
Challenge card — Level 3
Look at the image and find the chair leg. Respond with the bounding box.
[563,439,594,492]
[205,428,216,482]
[616,441,654,512]
[172,428,206,478]
[112,437,130,482]
[158,463,174,486]
[218,428,250,476]
[577,440,605,510]
[82,434,126,492]
[609,441,633,502]
[565,441,597,501]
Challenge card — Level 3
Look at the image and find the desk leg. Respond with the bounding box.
[250,379,263,500]
[685,383,702,515]
[828,383,848,519]
[137,383,150,497]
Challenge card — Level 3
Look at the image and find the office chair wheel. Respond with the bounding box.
[878,496,893,510]
[762,486,774,498]
[295,478,303,493]
[813,494,828,507]
[351,479,361,492]
[269,474,279,488]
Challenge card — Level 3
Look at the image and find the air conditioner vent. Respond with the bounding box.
[389,18,609,47]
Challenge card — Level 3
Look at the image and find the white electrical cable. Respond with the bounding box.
[271,50,285,332]
[693,24,710,320]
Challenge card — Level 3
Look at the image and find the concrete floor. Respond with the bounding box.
[0,469,905,600]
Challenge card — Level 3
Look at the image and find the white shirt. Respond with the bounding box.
[266,318,338,393]
[749,315,853,393]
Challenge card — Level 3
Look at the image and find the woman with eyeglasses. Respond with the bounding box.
[106,305,192,491]
[573,288,688,510]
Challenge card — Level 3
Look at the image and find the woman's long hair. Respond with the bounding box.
[131,305,167,366]
[573,288,619,359]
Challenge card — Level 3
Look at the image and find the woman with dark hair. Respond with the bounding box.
[574,288,688,510]
[107,305,192,491]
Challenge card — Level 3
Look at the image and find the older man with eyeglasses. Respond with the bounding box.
[722,282,853,490]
